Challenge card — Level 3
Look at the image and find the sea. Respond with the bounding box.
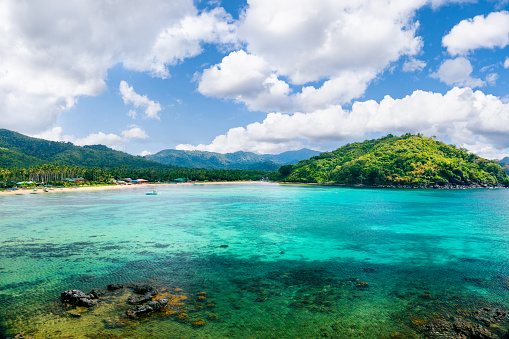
[1,183,509,338]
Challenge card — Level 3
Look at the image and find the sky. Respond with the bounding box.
[1,0,509,159]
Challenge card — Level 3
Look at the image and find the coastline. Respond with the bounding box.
[279,182,508,189]
[0,181,274,196]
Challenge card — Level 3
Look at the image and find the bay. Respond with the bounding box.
[1,183,509,338]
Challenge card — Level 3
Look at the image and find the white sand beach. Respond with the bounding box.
[0,181,272,196]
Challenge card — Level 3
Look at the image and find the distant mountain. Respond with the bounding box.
[145,148,321,170]
[0,129,170,169]
[278,134,509,187]
[499,157,509,166]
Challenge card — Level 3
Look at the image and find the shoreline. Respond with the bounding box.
[280,182,507,189]
[0,181,274,196]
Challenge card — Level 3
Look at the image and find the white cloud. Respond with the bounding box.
[121,126,149,140]
[402,58,427,72]
[504,57,509,68]
[74,133,126,151]
[486,73,498,86]
[127,110,137,119]
[177,87,509,157]
[139,150,153,156]
[0,1,235,134]
[123,7,237,78]
[119,81,162,119]
[431,57,485,88]
[443,11,509,55]
[197,0,425,113]
[34,125,149,152]
[428,0,477,9]
[31,127,75,143]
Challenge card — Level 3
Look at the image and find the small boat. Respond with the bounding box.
[146,190,159,195]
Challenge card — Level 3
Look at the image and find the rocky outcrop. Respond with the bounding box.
[60,289,96,307]
[126,299,168,318]
[127,283,158,305]
[418,307,509,339]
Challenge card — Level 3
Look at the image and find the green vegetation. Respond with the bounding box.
[277,134,509,186]
[145,148,320,170]
[0,164,275,188]
[0,129,276,187]
[0,129,169,169]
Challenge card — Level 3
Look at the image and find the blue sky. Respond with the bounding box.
[1,0,509,158]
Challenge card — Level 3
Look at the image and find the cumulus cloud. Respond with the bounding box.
[197,0,424,113]
[119,81,162,119]
[177,87,509,157]
[139,150,153,156]
[431,57,485,88]
[74,126,148,151]
[33,125,149,152]
[121,126,149,140]
[402,58,427,72]
[504,57,509,68]
[31,127,75,143]
[74,132,126,151]
[123,7,237,78]
[0,0,236,134]
[443,11,509,55]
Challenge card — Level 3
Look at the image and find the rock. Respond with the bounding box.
[107,283,124,291]
[127,291,157,305]
[88,288,103,299]
[69,312,82,318]
[60,289,96,307]
[472,307,509,327]
[128,283,156,294]
[220,244,229,248]
[125,299,168,318]
[420,317,498,339]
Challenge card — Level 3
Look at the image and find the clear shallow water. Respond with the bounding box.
[1,184,509,338]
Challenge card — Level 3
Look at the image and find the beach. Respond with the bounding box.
[0,181,272,196]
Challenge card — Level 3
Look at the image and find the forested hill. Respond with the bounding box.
[278,134,509,187]
[0,129,170,169]
[145,148,320,170]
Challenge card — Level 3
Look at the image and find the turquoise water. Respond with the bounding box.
[1,183,509,338]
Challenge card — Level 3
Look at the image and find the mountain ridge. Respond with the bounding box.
[0,129,171,169]
[144,148,320,170]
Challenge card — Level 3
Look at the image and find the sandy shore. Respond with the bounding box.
[0,181,274,196]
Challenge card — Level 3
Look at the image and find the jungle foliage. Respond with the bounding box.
[277,134,509,186]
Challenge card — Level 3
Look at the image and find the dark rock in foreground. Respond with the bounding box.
[126,299,168,318]
[418,307,509,339]
[60,289,96,307]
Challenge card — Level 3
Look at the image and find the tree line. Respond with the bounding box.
[0,164,277,188]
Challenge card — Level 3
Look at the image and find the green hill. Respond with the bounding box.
[278,134,509,187]
[145,148,320,170]
[0,129,170,169]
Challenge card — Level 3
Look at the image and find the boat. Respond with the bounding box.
[146,190,159,195]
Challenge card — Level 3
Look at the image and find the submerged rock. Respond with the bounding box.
[472,307,509,326]
[107,283,124,291]
[60,289,96,307]
[88,288,104,299]
[127,292,157,305]
[420,316,499,338]
[125,299,168,318]
[128,283,156,294]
